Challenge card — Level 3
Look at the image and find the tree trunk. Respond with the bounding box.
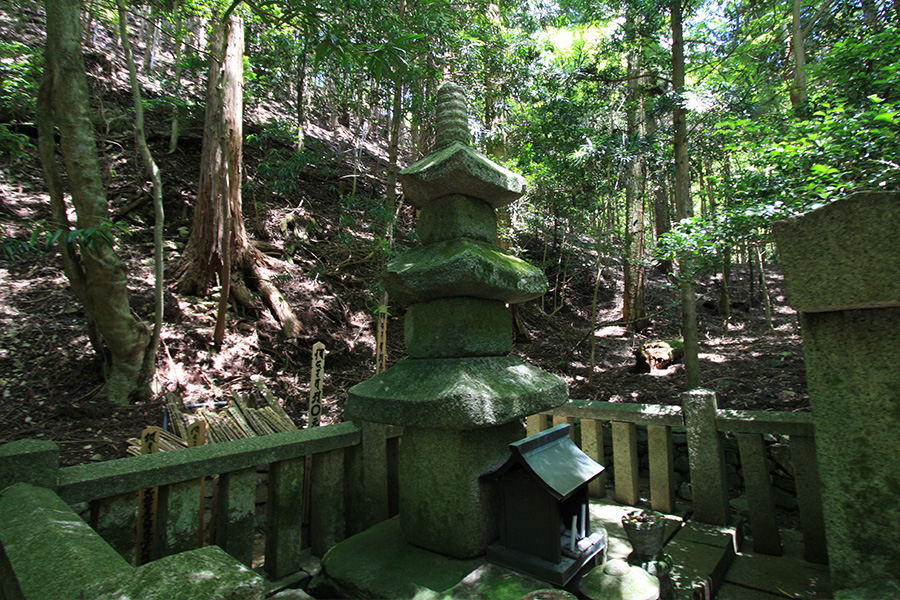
[176,14,243,295]
[790,0,808,107]
[168,0,184,153]
[175,12,302,340]
[385,80,403,205]
[295,41,308,152]
[718,158,733,324]
[142,7,158,73]
[719,246,732,323]
[647,100,672,274]
[672,0,700,389]
[117,0,164,389]
[755,245,775,332]
[38,0,151,403]
[623,45,648,332]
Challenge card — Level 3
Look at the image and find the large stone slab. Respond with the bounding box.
[90,546,264,600]
[400,141,526,209]
[774,191,900,313]
[313,516,483,599]
[790,307,900,587]
[312,517,549,600]
[346,356,567,429]
[383,237,547,305]
[723,549,832,599]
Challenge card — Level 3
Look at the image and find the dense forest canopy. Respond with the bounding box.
[0,0,897,430]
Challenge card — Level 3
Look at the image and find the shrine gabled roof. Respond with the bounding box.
[487,424,604,501]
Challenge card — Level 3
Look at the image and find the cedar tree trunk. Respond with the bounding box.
[175,12,302,339]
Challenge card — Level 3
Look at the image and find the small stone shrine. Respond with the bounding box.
[774,191,900,594]
[345,82,568,560]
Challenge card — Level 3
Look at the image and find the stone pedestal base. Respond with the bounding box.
[400,422,524,559]
[310,517,552,600]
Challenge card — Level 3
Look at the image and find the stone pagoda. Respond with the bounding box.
[346,82,568,559]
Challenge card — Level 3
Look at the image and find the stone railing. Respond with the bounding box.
[528,389,827,565]
[0,420,400,591]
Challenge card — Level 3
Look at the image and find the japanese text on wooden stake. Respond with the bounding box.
[309,342,325,427]
[375,305,388,374]
[186,420,207,547]
[136,426,161,565]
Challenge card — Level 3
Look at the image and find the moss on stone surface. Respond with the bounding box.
[384,237,547,305]
[0,483,132,600]
[399,142,526,209]
[405,298,512,358]
[774,191,900,312]
[314,517,551,600]
[347,356,567,429]
[315,517,482,599]
[398,423,523,558]
[417,195,497,244]
[91,546,264,600]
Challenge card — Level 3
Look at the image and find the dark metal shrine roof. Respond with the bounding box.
[487,423,604,501]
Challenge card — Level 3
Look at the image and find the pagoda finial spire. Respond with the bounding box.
[434,82,470,150]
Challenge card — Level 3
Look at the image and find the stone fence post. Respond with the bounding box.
[774,191,900,592]
[0,439,59,492]
[682,389,729,526]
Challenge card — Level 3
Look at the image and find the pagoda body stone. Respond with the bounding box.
[346,82,567,560]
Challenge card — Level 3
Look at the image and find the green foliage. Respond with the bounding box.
[247,121,298,149]
[0,124,34,163]
[0,223,39,259]
[252,133,340,199]
[0,39,42,121]
[45,220,132,255]
[0,219,132,260]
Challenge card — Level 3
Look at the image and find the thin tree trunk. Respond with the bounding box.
[295,42,307,152]
[718,157,733,324]
[385,80,403,205]
[117,0,164,388]
[748,242,756,304]
[756,245,775,332]
[623,45,647,331]
[168,0,184,153]
[719,247,732,324]
[39,0,150,403]
[647,100,672,274]
[673,0,700,389]
[142,8,158,73]
[790,0,808,107]
[589,221,604,383]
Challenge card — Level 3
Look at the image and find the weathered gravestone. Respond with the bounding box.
[345,82,568,559]
[774,191,900,594]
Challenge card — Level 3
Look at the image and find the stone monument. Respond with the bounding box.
[774,191,900,594]
[346,82,568,559]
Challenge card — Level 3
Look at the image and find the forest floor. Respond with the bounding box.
[0,7,809,467]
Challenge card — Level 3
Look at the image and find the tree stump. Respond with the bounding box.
[634,340,684,373]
